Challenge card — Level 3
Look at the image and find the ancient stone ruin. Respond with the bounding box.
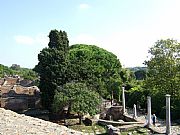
[0,76,41,111]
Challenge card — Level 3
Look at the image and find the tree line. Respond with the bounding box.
[34,30,123,122]
[34,30,179,120]
[0,64,38,80]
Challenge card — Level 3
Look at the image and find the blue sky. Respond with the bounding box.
[1,0,180,68]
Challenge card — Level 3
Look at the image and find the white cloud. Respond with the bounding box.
[14,33,48,46]
[14,35,35,45]
[79,3,90,9]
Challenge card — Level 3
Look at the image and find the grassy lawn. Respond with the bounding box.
[69,124,106,134]
[120,128,150,135]
[58,118,150,135]
[66,119,106,134]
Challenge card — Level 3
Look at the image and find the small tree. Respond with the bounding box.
[53,82,101,124]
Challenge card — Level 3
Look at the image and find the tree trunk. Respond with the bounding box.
[111,90,114,105]
[67,103,71,118]
[78,113,82,125]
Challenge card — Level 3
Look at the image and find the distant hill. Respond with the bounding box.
[0,64,38,80]
[127,66,147,72]
[127,67,147,80]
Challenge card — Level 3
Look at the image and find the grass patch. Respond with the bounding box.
[120,128,150,135]
[69,123,106,134]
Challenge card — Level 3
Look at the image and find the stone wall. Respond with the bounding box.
[0,77,41,111]
[1,97,28,111]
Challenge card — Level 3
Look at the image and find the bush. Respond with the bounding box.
[126,86,146,109]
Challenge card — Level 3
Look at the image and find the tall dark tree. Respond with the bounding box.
[34,30,69,110]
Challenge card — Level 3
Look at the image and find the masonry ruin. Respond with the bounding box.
[0,76,41,111]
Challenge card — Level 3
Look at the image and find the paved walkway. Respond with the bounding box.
[128,109,180,135]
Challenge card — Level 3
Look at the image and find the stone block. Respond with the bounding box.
[106,106,123,121]
[83,118,92,126]
[1,97,28,111]
[107,125,120,135]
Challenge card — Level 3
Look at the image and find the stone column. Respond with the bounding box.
[166,94,171,135]
[147,96,151,127]
[133,104,137,119]
[122,87,126,114]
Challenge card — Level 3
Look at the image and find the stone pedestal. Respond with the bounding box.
[147,96,151,127]
[122,87,126,114]
[107,125,120,135]
[166,94,171,135]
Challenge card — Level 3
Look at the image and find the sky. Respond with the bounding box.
[1,0,180,68]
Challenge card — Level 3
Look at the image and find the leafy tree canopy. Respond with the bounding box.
[145,39,180,96]
[67,44,123,98]
[134,70,147,80]
[144,39,180,119]
[35,30,123,111]
[53,82,101,124]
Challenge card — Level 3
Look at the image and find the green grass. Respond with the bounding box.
[69,123,106,134]
[64,118,150,135]
[120,128,150,135]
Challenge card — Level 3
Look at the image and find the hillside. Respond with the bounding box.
[0,64,38,81]
[127,66,147,72]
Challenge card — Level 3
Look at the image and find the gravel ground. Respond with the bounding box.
[128,109,180,135]
[0,108,83,135]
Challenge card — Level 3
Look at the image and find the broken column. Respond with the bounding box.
[133,104,137,119]
[122,86,126,114]
[147,96,151,127]
[166,94,171,135]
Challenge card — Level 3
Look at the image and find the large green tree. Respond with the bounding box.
[35,31,123,110]
[144,39,180,119]
[34,30,69,110]
[67,44,123,100]
[53,82,101,124]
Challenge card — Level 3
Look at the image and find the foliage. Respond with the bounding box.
[0,64,13,77]
[134,70,147,80]
[67,44,123,99]
[10,64,20,70]
[0,64,38,80]
[53,82,101,123]
[17,68,38,80]
[35,30,123,111]
[120,68,137,90]
[126,82,147,109]
[34,29,69,110]
[144,39,180,119]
